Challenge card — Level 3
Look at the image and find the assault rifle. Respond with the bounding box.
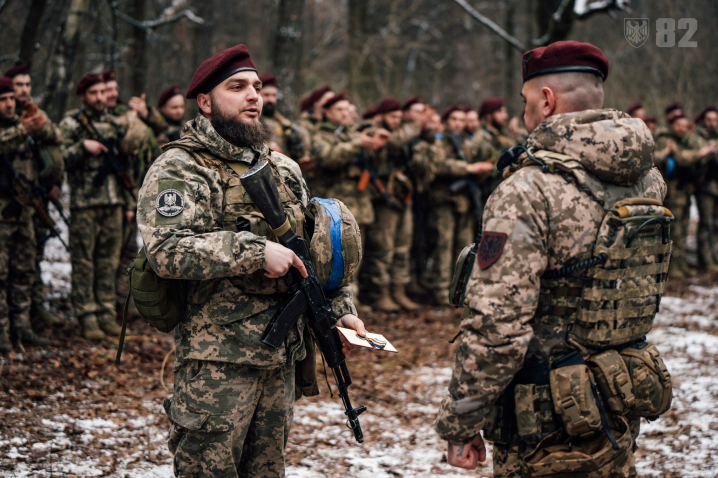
[353,150,402,210]
[447,133,484,226]
[74,111,135,199]
[0,153,70,253]
[239,161,367,443]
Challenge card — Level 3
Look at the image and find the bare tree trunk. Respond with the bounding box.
[271,0,305,116]
[347,0,374,106]
[43,0,90,121]
[187,0,214,117]
[127,0,148,95]
[18,0,48,64]
[504,0,517,110]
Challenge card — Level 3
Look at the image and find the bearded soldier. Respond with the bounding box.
[136,45,366,477]
[693,106,718,272]
[4,63,66,327]
[59,73,134,340]
[259,74,309,161]
[0,77,56,350]
[654,114,713,278]
[477,97,516,195]
[437,41,672,478]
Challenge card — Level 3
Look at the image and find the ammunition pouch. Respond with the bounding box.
[619,341,672,420]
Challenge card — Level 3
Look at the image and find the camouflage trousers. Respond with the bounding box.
[31,216,50,311]
[490,419,639,477]
[663,185,692,265]
[424,203,476,294]
[363,204,413,292]
[0,220,36,334]
[697,192,718,267]
[69,206,122,321]
[166,360,295,478]
[116,217,139,307]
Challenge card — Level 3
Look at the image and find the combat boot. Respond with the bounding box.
[81,315,106,341]
[18,327,50,346]
[433,289,451,307]
[31,302,60,324]
[391,285,420,311]
[97,315,123,336]
[0,330,12,353]
[373,289,401,313]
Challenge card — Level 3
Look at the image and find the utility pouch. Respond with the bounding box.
[514,384,557,444]
[449,240,479,308]
[588,350,636,416]
[549,351,602,439]
[620,341,672,420]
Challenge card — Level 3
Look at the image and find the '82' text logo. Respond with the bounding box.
[625,18,698,48]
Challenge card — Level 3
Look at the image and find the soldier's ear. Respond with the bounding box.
[197,93,212,117]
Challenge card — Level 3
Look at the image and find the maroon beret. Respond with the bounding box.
[442,103,467,122]
[157,85,183,108]
[323,92,349,110]
[300,84,332,112]
[75,72,104,95]
[259,75,278,88]
[669,113,687,124]
[664,102,683,116]
[643,116,657,124]
[362,106,378,120]
[0,77,14,96]
[695,106,718,123]
[626,102,644,115]
[479,97,504,117]
[4,64,30,79]
[402,95,423,111]
[522,41,608,83]
[186,44,258,99]
[374,98,402,115]
[101,70,117,82]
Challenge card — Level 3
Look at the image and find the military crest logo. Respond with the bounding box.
[477,231,508,270]
[156,189,185,217]
[625,18,649,48]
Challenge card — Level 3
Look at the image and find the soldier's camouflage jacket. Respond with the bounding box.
[0,113,63,222]
[312,122,380,224]
[435,109,666,443]
[143,106,183,146]
[137,114,356,368]
[654,128,702,194]
[59,107,134,210]
[428,134,480,213]
[263,111,310,161]
[694,125,718,197]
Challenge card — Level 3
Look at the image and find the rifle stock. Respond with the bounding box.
[240,161,367,443]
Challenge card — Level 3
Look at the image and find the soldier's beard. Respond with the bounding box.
[263,103,276,117]
[211,109,272,148]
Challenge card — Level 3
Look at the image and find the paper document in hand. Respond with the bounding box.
[337,327,398,353]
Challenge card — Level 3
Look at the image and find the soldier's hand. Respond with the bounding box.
[298,156,314,171]
[446,435,486,469]
[83,139,108,156]
[129,93,149,119]
[374,128,391,147]
[263,241,308,279]
[124,210,136,222]
[21,112,46,135]
[47,185,62,203]
[467,161,494,175]
[699,145,716,157]
[336,314,367,354]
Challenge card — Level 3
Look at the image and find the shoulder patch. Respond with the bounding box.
[156,189,185,217]
[477,231,508,270]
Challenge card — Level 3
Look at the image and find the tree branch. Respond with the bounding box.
[114,8,204,32]
[451,0,526,52]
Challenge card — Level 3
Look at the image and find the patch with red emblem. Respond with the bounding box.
[477,232,508,270]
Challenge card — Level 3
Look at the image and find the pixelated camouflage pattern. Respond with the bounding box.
[137,114,355,367]
[435,109,666,447]
[0,220,36,335]
[312,123,377,224]
[59,108,134,210]
[166,360,294,477]
[693,125,718,267]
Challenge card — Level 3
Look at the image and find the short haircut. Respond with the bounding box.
[536,72,604,111]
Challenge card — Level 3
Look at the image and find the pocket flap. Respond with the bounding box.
[165,397,210,430]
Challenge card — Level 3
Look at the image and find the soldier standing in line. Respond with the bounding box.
[477,97,516,196]
[643,115,658,136]
[693,106,718,272]
[297,84,333,134]
[129,85,186,148]
[464,108,481,140]
[136,44,366,476]
[437,40,670,477]
[654,114,714,278]
[258,74,309,161]
[627,102,646,119]
[4,64,66,327]
[423,104,493,305]
[0,77,55,350]
[362,98,433,312]
[59,73,134,340]
[312,91,390,313]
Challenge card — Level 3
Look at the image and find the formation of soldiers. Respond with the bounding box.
[0,58,717,353]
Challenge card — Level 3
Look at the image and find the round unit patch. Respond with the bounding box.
[156,189,185,217]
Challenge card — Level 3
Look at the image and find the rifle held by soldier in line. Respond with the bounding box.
[447,133,484,226]
[239,160,367,444]
[0,153,71,253]
[353,150,403,210]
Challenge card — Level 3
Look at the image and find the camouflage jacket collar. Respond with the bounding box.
[79,106,108,122]
[695,124,718,141]
[178,114,268,164]
[525,108,654,187]
[0,114,19,128]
